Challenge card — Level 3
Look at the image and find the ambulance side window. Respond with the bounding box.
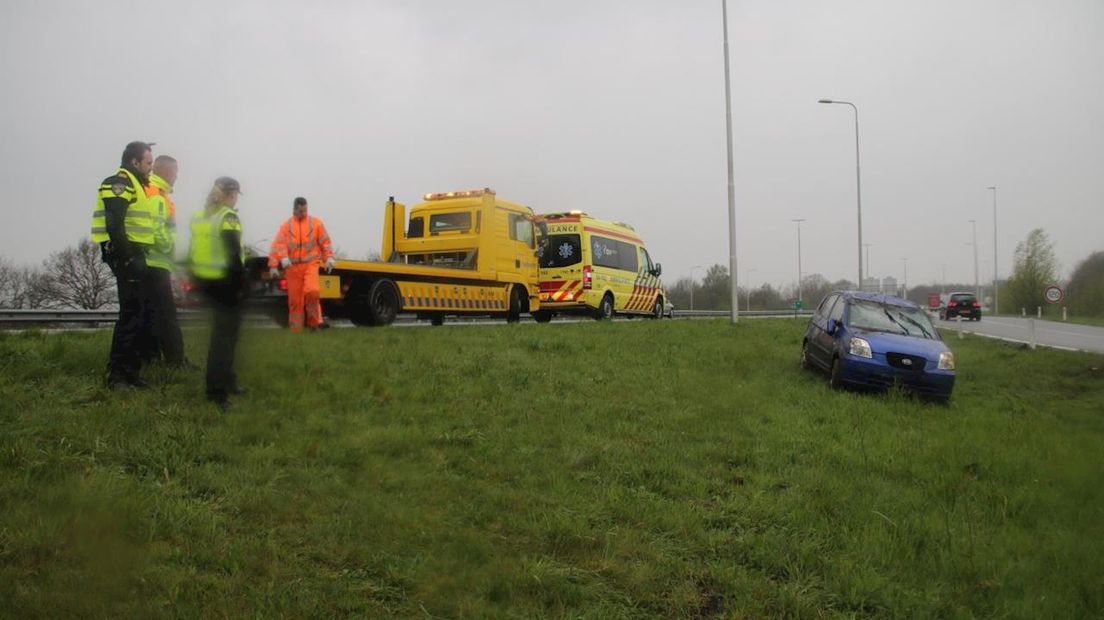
[617,241,639,272]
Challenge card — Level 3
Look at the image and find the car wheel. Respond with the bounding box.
[533,310,553,323]
[829,357,844,390]
[801,340,813,370]
[595,294,614,320]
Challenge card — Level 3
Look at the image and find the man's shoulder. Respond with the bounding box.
[99,173,136,199]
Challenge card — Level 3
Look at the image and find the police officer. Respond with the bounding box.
[189,177,246,410]
[91,141,156,390]
[141,154,188,366]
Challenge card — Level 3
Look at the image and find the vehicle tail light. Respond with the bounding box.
[180,279,194,293]
[278,278,289,291]
[973,301,980,307]
[948,301,957,307]
[582,265,592,289]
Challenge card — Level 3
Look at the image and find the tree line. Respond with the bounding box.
[666,228,1103,318]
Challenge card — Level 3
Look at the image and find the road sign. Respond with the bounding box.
[794,299,803,310]
[1044,285,1064,304]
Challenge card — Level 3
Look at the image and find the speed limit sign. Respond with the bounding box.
[1044,285,1064,304]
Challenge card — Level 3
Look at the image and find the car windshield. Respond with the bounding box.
[539,234,582,268]
[848,300,937,339]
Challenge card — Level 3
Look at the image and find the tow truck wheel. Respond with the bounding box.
[595,293,614,320]
[366,279,400,326]
[533,310,553,323]
[506,286,524,323]
[430,315,444,326]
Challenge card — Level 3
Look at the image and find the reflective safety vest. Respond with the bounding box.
[145,174,177,271]
[268,216,333,268]
[90,167,155,246]
[189,205,243,280]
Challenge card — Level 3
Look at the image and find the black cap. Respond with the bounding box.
[215,176,242,194]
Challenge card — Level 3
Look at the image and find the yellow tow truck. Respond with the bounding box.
[255,188,543,326]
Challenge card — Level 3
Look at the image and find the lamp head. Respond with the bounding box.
[818,99,834,104]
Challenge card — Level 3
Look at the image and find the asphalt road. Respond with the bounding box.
[935,315,1104,354]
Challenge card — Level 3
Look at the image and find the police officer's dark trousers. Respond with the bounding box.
[108,260,151,383]
[199,279,242,399]
[143,268,185,364]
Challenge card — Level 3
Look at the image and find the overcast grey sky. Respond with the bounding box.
[2,0,1101,291]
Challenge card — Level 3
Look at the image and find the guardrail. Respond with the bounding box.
[1,308,813,328]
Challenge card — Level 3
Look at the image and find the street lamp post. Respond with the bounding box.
[819,98,863,289]
[863,243,873,290]
[968,219,979,298]
[792,218,806,305]
[745,267,756,311]
[689,265,704,311]
[901,258,908,300]
[722,0,739,324]
[988,185,998,314]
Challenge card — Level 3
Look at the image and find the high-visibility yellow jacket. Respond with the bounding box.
[145,173,177,271]
[189,205,243,280]
[90,167,155,247]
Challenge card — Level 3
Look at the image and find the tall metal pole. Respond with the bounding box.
[792,219,806,304]
[689,265,703,311]
[863,243,873,290]
[988,185,998,314]
[901,258,908,300]
[969,219,979,298]
[818,99,863,288]
[745,267,756,311]
[722,0,739,323]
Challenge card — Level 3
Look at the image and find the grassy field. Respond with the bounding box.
[1,318,1102,618]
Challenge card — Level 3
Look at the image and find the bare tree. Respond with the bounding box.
[40,239,116,309]
[0,257,52,309]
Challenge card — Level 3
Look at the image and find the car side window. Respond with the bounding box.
[818,294,838,318]
[829,297,846,322]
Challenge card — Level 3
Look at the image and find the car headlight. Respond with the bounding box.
[849,337,872,359]
[938,351,955,370]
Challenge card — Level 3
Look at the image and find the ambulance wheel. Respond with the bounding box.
[533,310,553,323]
[506,286,525,323]
[651,297,663,319]
[431,315,445,326]
[366,279,400,326]
[595,294,614,320]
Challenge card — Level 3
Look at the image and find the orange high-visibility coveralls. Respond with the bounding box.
[268,216,334,331]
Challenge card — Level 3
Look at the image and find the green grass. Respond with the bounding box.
[1,319,1102,618]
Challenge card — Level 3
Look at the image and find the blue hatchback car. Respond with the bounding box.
[801,291,955,400]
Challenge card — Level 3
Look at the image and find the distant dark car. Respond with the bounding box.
[802,291,956,401]
[939,291,981,321]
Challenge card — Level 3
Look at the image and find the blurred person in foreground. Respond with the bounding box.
[268,196,335,331]
[90,140,156,390]
[188,177,246,410]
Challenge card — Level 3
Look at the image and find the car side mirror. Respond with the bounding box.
[652,263,662,277]
[827,319,839,335]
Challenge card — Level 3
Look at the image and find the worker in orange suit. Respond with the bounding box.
[268,197,335,331]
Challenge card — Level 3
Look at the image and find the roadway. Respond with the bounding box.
[935,315,1104,355]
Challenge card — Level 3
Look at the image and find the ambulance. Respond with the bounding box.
[534,212,665,321]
